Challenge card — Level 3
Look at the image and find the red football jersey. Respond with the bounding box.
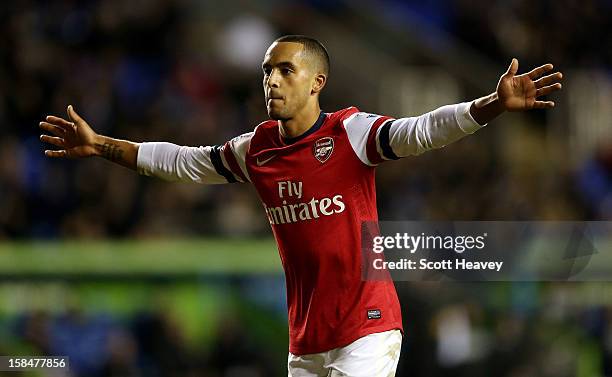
[243,108,402,354]
[137,102,483,355]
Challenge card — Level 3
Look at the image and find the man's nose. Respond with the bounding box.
[267,70,281,88]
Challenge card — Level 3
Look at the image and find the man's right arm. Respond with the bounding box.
[40,105,251,184]
[91,135,139,170]
[40,105,139,169]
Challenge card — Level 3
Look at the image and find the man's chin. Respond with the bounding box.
[267,108,289,121]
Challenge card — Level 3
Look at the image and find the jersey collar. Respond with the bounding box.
[281,111,326,145]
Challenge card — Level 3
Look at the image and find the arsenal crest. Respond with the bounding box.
[313,137,334,163]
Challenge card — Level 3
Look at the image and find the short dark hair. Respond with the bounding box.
[274,35,330,76]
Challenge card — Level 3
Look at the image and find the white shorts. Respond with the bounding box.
[288,329,402,377]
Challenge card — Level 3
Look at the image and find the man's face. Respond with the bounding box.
[262,42,315,120]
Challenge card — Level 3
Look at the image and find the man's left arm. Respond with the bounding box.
[343,59,563,164]
[469,58,563,125]
[381,59,563,159]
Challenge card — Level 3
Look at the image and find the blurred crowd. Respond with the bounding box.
[2,281,612,377]
[2,0,611,239]
[2,0,612,376]
[2,292,281,377]
[396,282,612,377]
[1,0,273,239]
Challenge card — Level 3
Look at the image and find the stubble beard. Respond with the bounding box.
[267,104,291,121]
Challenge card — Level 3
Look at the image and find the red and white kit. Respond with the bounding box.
[137,101,485,369]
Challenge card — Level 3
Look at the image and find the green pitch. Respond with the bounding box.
[0,239,280,276]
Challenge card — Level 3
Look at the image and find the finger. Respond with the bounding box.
[67,105,83,123]
[44,150,67,158]
[39,122,66,136]
[527,63,554,79]
[40,134,65,148]
[504,58,519,77]
[533,101,555,109]
[536,83,562,97]
[45,115,75,130]
[534,72,563,88]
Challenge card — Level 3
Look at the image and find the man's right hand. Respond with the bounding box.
[39,105,99,158]
[40,105,139,169]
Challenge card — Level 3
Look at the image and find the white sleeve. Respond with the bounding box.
[342,101,486,166]
[137,132,253,184]
[384,101,485,158]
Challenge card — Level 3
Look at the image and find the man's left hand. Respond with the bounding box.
[497,58,563,111]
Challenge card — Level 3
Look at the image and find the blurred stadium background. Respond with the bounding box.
[1,0,612,376]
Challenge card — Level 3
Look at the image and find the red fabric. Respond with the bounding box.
[245,108,403,355]
[365,116,393,165]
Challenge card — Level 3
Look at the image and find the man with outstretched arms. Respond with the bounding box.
[39,35,563,376]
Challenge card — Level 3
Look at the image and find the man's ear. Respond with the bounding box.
[311,73,327,95]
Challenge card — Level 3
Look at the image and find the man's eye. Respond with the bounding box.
[282,68,292,74]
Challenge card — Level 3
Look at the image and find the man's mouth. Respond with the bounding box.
[267,96,283,105]
[267,93,283,101]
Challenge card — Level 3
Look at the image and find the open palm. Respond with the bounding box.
[39,105,99,158]
[497,59,563,112]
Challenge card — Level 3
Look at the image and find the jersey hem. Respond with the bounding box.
[288,322,404,356]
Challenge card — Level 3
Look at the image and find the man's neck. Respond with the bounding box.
[279,106,321,139]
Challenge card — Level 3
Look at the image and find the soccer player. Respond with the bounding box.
[39,35,563,376]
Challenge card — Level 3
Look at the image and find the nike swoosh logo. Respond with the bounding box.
[256,154,277,166]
